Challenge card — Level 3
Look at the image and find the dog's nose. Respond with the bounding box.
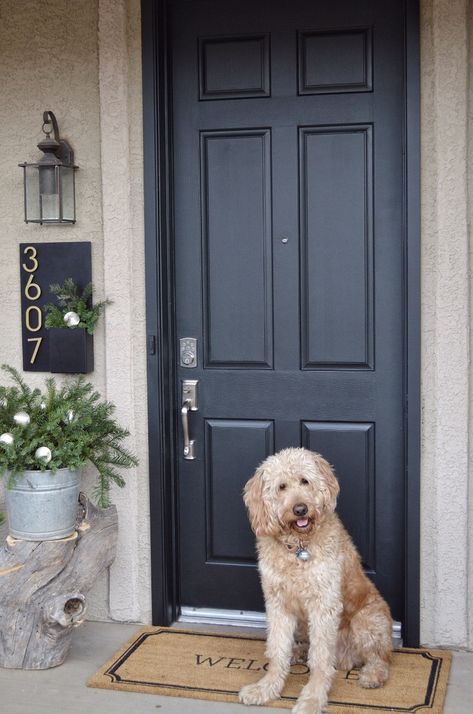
[293,503,308,517]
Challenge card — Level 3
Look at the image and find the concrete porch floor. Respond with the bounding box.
[0,621,472,714]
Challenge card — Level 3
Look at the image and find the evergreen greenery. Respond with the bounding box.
[44,278,111,334]
[0,365,138,508]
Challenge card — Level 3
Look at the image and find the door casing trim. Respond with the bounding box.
[141,0,421,645]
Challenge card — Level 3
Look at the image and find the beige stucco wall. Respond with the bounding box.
[1,0,472,649]
[420,0,473,650]
[0,0,151,624]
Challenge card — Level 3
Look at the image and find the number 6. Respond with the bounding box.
[24,273,42,300]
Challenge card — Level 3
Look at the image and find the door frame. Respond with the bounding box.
[141,0,421,645]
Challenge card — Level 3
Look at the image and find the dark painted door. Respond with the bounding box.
[171,0,406,620]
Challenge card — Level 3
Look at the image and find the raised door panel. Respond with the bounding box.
[201,130,273,368]
[205,419,274,564]
[199,34,271,100]
[302,421,375,570]
[300,125,373,369]
[298,28,373,94]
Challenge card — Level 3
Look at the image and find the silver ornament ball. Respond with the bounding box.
[13,411,31,426]
[63,311,80,328]
[0,432,14,446]
[35,446,52,464]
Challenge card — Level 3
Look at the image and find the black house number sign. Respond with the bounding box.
[19,242,92,372]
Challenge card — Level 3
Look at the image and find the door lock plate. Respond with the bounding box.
[180,337,197,368]
[182,379,198,410]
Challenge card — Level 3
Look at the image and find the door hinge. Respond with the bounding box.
[147,334,156,356]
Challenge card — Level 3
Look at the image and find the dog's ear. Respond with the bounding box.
[243,466,274,537]
[312,452,340,513]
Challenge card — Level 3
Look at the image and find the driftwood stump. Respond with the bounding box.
[0,493,118,669]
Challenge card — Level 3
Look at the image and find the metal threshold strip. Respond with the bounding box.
[178,607,403,647]
[179,606,266,629]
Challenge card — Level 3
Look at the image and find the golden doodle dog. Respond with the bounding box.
[239,447,392,714]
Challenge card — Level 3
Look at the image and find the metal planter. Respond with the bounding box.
[5,468,81,541]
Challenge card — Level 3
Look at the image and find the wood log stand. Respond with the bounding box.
[0,493,118,669]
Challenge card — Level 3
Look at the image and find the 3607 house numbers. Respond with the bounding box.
[19,242,92,372]
[22,246,44,365]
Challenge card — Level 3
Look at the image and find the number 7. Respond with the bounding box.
[27,337,43,364]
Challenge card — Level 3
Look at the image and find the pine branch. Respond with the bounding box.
[0,367,138,507]
[44,279,111,335]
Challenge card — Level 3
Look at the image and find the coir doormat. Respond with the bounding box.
[88,627,451,713]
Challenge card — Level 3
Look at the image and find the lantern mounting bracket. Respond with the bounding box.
[41,110,75,166]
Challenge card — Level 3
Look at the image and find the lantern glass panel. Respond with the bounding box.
[24,165,41,223]
[60,166,76,222]
[39,165,60,222]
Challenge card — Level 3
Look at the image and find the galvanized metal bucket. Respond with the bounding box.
[6,468,81,541]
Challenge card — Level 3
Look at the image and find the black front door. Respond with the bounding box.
[170,0,407,622]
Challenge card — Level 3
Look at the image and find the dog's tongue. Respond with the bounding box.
[296,518,309,528]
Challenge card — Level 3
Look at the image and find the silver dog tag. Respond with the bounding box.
[296,548,310,561]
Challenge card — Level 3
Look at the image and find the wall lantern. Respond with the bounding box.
[19,110,78,225]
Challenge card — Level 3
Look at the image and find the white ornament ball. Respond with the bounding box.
[13,411,31,426]
[0,432,14,446]
[63,311,80,328]
[35,446,52,464]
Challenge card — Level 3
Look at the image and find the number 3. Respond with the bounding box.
[22,246,39,273]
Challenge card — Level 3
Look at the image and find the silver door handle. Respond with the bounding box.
[181,401,195,459]
[181,380,198,460]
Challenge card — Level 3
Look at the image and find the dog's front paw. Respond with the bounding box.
[291,698,324,714]
[239,678,280,706]
[359,660,389,689]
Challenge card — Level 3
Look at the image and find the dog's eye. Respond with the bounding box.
[300,478,309,485]
[279,483,287,491]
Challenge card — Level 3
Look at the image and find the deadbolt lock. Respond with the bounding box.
[179,337,197,368]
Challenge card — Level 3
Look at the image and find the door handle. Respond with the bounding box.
[181,380,198,460]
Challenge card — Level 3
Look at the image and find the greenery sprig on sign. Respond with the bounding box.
[44,278,111,335]
[0,365,138,508]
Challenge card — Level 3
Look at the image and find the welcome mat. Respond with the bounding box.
[88,627,451,713]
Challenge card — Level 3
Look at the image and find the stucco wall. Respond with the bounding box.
[420,0,473,650]
[0,0,151,624]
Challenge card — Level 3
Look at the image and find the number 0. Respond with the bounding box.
[25,305,42,332]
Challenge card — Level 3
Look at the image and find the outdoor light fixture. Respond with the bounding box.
[19,110,78,224]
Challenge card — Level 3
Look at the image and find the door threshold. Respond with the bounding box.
[179,606,266,629]
[178,607,403,646]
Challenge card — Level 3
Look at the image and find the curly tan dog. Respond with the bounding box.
[239,447,392,714]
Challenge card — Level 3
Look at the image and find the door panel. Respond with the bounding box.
[199,34,271,100]
[298,28,373,94]
[171,0,405,621]
[201,129,273,368]
[205,419,274,563]
[300,124,373,368]
[302,421,375,571]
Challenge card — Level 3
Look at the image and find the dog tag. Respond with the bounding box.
[296,548,310,561]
